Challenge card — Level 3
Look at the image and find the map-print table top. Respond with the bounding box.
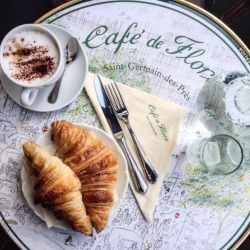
[0,0,249,249]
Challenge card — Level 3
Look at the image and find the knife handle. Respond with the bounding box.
[119,136,148,195]
[127,124,158,184]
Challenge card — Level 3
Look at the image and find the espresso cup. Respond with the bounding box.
[0,24,65,106]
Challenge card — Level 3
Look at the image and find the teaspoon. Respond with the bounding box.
[48,37,79,104]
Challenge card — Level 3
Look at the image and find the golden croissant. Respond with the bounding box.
[51,120,118,233]
[23,141,92,235]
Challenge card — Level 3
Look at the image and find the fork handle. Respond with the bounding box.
[118,136,148,195]
[127,124,158,184]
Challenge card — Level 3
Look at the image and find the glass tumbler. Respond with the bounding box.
[196,71,250,136]
[186,134,243,175]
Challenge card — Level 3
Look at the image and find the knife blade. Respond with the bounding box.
[94,75,148,195]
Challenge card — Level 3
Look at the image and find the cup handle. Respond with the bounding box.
[20,88,39,106]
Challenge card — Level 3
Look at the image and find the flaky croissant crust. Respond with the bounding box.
[51,120,118,233]
[23,141,92,236]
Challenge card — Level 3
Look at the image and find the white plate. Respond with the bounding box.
[0,24,88,112]
[21,123,128,230]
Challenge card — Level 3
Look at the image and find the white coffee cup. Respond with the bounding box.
[0,24,65,106]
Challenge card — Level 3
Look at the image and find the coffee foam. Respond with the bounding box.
[2,29,60,85]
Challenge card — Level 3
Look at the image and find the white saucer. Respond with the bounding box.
[0,24,88,112]
[21,123,128,230]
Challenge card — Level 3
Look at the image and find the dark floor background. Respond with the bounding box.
[205,0,250,49]
[0,0,249,249]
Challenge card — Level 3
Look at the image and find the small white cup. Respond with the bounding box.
[0,24,65,106]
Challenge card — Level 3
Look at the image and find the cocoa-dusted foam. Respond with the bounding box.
[2,29,59,85]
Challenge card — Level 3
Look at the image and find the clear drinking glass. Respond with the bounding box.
[186,134,243,175]
[196,71,250,136]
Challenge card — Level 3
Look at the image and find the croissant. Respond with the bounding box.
[51,120,118,233]
[23,141,92,235]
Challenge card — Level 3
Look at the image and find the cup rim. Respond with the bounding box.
[201,133,244,175]
[0,23,64,88]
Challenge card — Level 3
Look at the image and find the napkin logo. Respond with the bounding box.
[147,104,168,141]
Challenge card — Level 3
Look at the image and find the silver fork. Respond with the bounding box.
[106,82,158,184]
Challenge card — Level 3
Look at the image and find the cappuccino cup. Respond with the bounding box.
[0,24,64,106]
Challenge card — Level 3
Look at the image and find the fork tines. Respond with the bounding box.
[105,82,125,111]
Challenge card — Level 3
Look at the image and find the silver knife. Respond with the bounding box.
[94,75,148,195]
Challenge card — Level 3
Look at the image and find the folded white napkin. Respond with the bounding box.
[85,73,188,222]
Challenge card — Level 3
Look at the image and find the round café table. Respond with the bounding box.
[0,0,249,249]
